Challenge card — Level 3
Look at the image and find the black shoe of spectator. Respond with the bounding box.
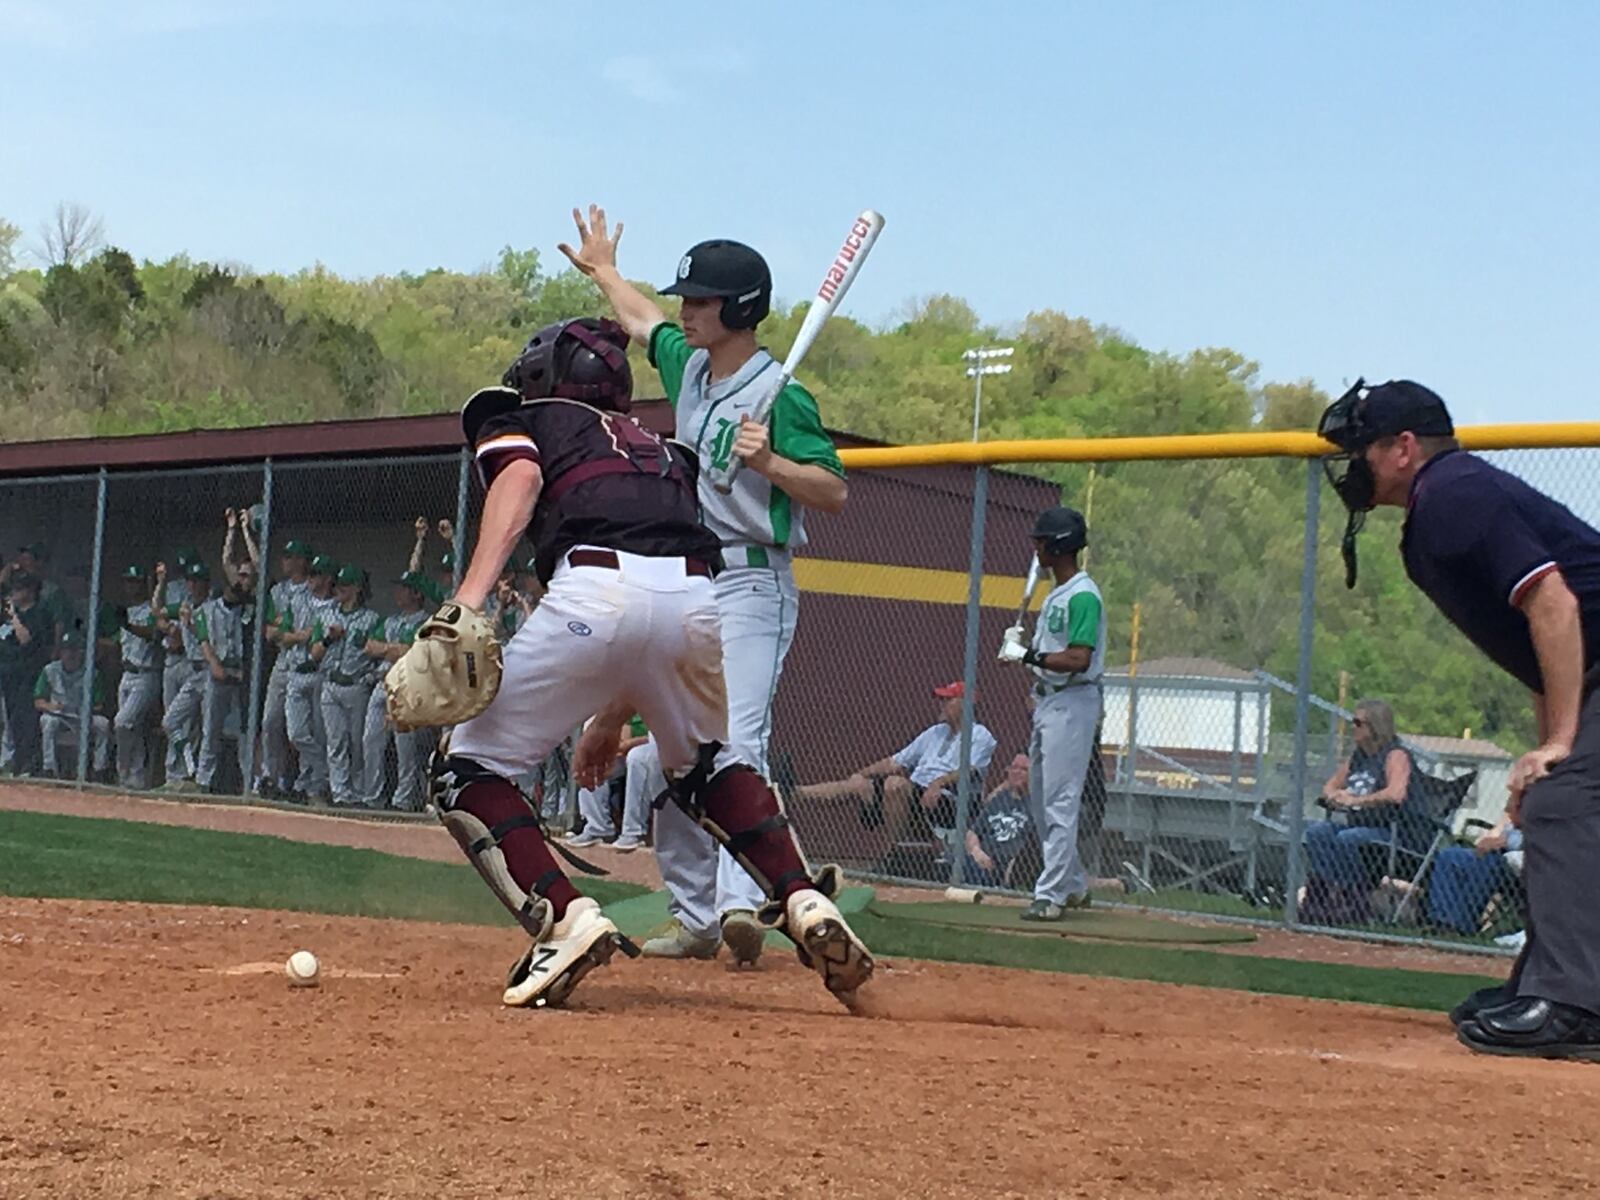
[1449,984,1511,1028]
[1456,997,1600,1061]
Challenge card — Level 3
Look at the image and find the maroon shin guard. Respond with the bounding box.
[456,778,581,920]
[702,768,812,901]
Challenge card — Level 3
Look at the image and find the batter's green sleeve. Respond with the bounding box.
[647,323,692,407]
[770,382,844,477]
[1066,591,1103,647]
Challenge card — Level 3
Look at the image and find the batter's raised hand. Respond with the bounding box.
[731,415,773,473]
[557,204,623,278]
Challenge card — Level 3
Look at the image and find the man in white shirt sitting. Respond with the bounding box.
[793,681,998,860]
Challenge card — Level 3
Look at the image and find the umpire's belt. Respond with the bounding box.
[327,671,367,687]
[567,548,713,578]
[1033,679,1101,698]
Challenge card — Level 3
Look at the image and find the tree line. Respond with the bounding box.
[0,208,1533,749]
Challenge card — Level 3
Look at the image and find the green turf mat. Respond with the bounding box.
[0,809,646,923]
[602,885,875,941]
[870,899,1256,944]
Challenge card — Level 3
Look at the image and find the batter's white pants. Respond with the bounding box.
[650,565,798,934]
[41,712,111,775]
[448,549,730,807]
[1029,684,1102,905]
[114,669,162,789]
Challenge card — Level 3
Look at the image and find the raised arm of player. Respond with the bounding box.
[453,460,542,612]
[557,205,665,346]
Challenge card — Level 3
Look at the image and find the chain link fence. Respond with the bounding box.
[6,435,1593,957]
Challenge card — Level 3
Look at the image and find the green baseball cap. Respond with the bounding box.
[120,564,147,581]
[184,561,211,580]
[395,570,429,592]
[59,628,85,648]
[439,550,456,570]
[283,539,313,559]
[310,554,339,575]
[335,564,365,586]
[174,546,201,567]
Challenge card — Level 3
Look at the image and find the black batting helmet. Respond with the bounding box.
[1031,506,1087,556]
[502,317,633,412]
[660,239,771,330]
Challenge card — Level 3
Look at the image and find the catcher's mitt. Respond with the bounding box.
[384,602,503,731]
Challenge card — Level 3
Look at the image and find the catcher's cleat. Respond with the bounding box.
[639,918,720,960]
[720,909,766,967]
[502,897,620,1009]
[780,888,873,1006]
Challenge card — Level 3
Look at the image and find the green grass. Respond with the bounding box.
[854,911,1501,1011]
[0,810,1503,1011]
[0,809,646,925]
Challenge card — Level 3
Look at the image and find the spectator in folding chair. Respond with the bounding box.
[793,681,998,869]
[1302,698,1431,923]
[1428,810,1526,936]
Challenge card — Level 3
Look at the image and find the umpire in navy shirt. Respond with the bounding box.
[1320,379,1600,1061]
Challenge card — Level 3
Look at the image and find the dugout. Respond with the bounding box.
[0,406,1060,864]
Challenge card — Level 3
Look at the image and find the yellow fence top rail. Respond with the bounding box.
[837,423,1600,470]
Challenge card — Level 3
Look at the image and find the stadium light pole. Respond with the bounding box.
[963,345,1013,442]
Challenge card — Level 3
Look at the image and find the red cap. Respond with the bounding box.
[932,681,965,699]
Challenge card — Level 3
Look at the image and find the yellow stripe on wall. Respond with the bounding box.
[793,558,1040,610]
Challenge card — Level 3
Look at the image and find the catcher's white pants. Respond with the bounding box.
[449,549,731,788]
[650,565,797,933]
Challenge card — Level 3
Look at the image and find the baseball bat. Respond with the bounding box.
[710,208,886,494]
[1013,554,1044,627]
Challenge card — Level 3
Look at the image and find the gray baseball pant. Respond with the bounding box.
[1029,684,1102,905]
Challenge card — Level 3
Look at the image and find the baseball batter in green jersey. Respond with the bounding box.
[999,506,1106,920]
[562,205,847,963]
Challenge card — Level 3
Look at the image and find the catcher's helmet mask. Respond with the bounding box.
[660,239,772,331]
[502,317,633,412]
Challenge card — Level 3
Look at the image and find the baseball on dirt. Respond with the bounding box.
[285,950,321,987]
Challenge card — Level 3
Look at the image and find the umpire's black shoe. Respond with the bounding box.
[1456,997,1600,1062]
[1448,984,1511,1028]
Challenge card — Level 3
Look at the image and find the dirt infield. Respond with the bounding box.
[1,896,1595,1199]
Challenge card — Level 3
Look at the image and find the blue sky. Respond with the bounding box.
[4,1,1597,425]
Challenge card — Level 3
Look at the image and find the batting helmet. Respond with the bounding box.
[660,239,772,331]
[1031,506,1088,556]
[502,317,633,411]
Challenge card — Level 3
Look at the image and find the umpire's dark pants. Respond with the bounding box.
[1510,672,1600,1014]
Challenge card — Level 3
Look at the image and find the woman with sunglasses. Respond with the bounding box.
[1301,698,1430,924]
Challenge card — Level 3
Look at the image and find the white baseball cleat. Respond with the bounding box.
[784,888,874,1006]
[502,897,620,1009]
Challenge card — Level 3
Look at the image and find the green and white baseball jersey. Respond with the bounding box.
[648,323,843,550]
[382,610,427,648]
[197,597,249,669]
[1030,571,1106,686]
[316,605,383,680]
[116,601,161,669]
[34,660,104,717]
[280,591,339,672]
[164,600,209,666]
